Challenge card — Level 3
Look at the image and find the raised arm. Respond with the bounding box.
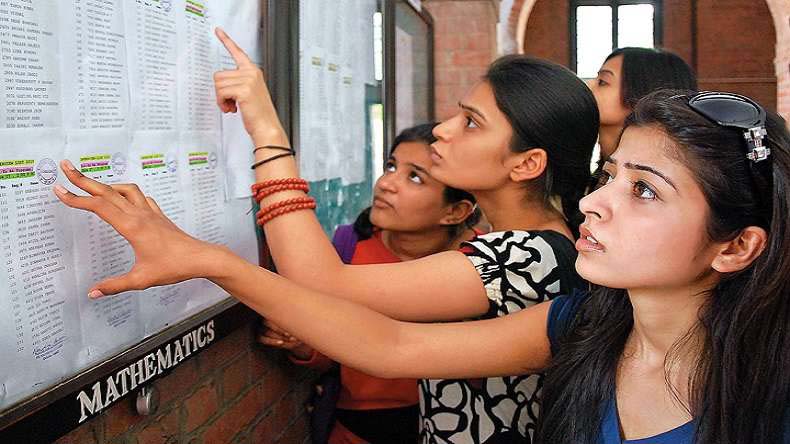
[212,28,489,321]
[52,169,551,378]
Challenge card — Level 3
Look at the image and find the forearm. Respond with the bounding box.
[250,132,354,295]
[208,246,411,377]
[206,247,551,379]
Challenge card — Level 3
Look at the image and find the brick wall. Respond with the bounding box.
[54,321,313,444]
[695,0,776,111]
[766,0,790,122]
[506,0,782,114]
[424,0,500,119]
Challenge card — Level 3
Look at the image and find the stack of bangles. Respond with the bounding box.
[252,178,316,226]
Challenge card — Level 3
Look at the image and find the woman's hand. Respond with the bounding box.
[258,319,314,360]
[214,27,289,147]
[53,160,226,298]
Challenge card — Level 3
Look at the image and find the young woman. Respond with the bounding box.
[56,85,790,442]
[587,47,697,159]
[56,29,598,443]
[57,86,790,444]
[261,122,480,444]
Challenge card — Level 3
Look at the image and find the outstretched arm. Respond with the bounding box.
[53,169,551,378]
[212,28,490,322]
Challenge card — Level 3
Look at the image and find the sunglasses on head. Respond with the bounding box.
[686,91,769,162]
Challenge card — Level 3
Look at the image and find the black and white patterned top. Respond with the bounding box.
[419,230,585,444]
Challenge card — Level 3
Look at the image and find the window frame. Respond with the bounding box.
[569,0,663,77]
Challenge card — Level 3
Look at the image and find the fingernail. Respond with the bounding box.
[62,160,76,171]
[276,340,284,345]
[53,184,68,195]
[88,289,105,299]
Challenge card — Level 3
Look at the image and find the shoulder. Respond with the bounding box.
[462,230,575,275]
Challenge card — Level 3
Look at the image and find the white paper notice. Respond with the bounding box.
[60,0,129,130]
[129,131,191,333]
[0,129,81,409]
[178,0,219,133]
[125,0,179,131]
[214,0,262,199]
[395,26,415,134]
[65,131,143,367]
[0,0,61,129]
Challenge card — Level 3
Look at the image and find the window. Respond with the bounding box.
[571,0,662,78]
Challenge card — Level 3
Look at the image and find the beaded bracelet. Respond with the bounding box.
[254,183,310,202]
[256,196,316,219]
[252,178,308,192]
[257,201,317,226]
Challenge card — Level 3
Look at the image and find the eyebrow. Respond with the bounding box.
[389,154,433,177]
[598,69,615,77]
[407,162,432,177]
[458,102,487,122]
[606,157,677,190]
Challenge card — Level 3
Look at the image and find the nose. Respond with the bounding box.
[432,115,461,143]
[578,184,609,223]
[375,171,397,194]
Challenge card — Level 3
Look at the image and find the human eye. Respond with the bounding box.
[631,180,657,200]
[384,160,396,173]
[597,78,608,87]
[408,171,424,184]
[465,116,479,129]
[594,169,614,189]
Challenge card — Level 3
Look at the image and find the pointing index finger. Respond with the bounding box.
[215,27,252,67]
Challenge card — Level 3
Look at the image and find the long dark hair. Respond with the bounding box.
[539,90,790,444]
[607,47,697,109]
[353,123,481,240]
[485,55,599,237]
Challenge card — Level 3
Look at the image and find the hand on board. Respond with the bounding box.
[53,160,221,298]
[213,27,288,147]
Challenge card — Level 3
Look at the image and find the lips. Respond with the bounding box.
[429,144,443,162]
[372,196,393,209]
[576,225,605,252]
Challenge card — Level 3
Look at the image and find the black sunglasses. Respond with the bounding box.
[686,91,770,162]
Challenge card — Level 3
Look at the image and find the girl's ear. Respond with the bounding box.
[439,199,475,226]
[711,226,768,273]
[508,148,548,183]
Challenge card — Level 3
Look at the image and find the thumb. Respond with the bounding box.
[90,272,142,298]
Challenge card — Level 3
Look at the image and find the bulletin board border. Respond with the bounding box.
[0,298,259,444]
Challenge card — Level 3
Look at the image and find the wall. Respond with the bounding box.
[508,0,781,115]
[424,0,500,119]
[766,0,790,121]
[54,321,312,444]
[695,0,776,111]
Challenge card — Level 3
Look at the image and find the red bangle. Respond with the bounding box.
[257,196,316,219]
[256,201,317,226]
[252,178,308,193]
[254,183,310,201]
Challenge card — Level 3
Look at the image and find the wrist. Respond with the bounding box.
[251,127,289,149]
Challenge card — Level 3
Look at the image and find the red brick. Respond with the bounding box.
[135,408,180,444]
[250,348,276,380]
[104,398,146,440]
[184,383,219,432]
[53,418,101,444]
[221,355,251,403]
[251,413,276,443]
[275,414,308,444]
[197,324,252,373]
[260,365,292,409]
[155,358,200,407]
[202,386,263,444]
